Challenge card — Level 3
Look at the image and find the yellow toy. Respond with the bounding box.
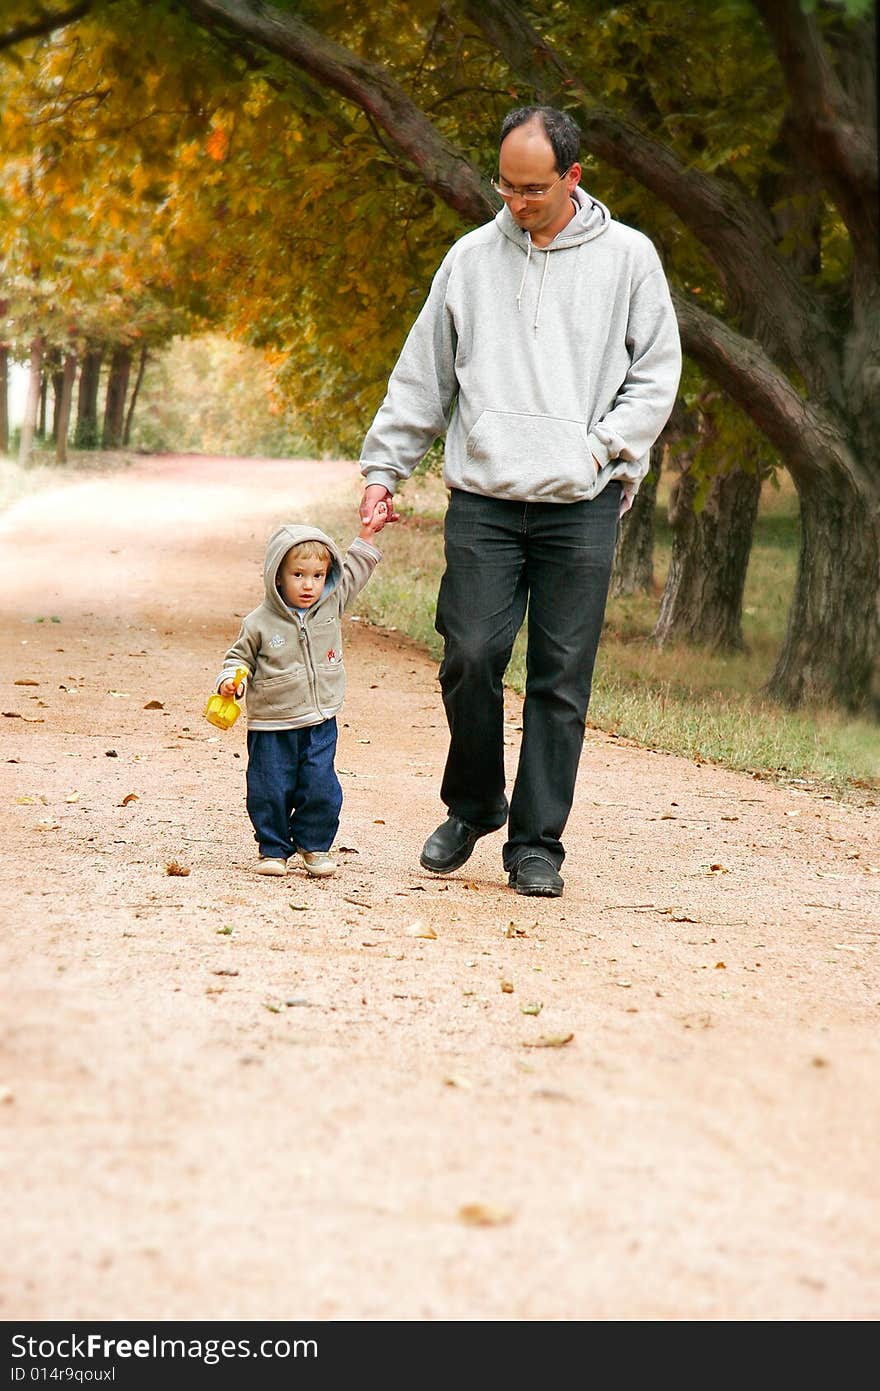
[204,667,248,730]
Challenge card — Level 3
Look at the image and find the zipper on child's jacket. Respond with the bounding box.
[295,613,321,713]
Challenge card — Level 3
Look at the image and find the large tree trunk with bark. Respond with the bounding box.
[653,455,762,652]
[767,469,880,710]
[123,343,148,446]
[55,352,77,465]
[75,345,103,448]
[610,444,659,598]
[18,335,45,468]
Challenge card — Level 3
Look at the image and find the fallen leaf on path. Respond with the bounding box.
[521,1032,573,1048]
[14,679,39,687]
[407,921,437,938]
[505,922,528,938]
[715,961,727,969]
[165,860,190,877]
[520,1001,543,1016]
[143,700,164,710]
[64,791,80,803]
[263,1001,282,1014]
[105,750,118,758]
[216,926,234,935]
[212,968,239,977]
[500,979,514,993]
[443,1075,472,1089]
[709,863,730,873]
[337,845,359,854]
[373,819,385,824]
[289,903,308,912]
[614,980,633,988]
[35,818,61,831]
[458,1203,513,1227]
[120,793,139,806]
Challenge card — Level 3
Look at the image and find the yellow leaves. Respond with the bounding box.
[178,141,201,169]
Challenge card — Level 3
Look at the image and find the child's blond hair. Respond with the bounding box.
[283,540,333,566]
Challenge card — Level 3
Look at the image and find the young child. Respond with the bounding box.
[216,506,387,877]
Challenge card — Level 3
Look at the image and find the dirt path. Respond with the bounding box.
[2,453,878,1322]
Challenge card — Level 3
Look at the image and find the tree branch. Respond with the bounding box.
[177,0,495,225]
[752,0,877,266]
[672,292,867,496]
[463,0,840,391]
[0,1,93,52]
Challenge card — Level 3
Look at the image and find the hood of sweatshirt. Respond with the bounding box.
[263,523,345,619]
[496,188,611,331]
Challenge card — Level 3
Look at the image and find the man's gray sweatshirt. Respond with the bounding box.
[360,188,682,512]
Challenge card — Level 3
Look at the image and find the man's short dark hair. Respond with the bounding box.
[499,106,581,173]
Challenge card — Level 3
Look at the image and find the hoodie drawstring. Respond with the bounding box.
[515,237,532,313]
[516,237,551,333]
[534,252,550,333]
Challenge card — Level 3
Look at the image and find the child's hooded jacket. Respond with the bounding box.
[217,524,380,730]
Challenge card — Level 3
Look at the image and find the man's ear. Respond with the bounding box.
[568,162,582,190]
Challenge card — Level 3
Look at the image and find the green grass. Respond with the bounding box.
[325,473,878,801]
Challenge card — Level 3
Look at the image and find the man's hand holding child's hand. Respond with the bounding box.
[359,494,392,541]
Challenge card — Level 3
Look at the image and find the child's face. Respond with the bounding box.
[278,552,328,609]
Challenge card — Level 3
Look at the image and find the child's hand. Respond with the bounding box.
[360,499,389,539]
[219,677,244,698]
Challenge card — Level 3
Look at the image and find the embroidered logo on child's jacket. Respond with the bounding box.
[326,648,341,664]
[269,634,286,648]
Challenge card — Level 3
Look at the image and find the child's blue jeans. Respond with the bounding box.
[245,720,343,860]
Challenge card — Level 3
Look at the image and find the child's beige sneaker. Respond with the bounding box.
[300,850,336,878]
[256,857,287,876]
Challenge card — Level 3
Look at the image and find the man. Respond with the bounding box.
[359,106,681,898]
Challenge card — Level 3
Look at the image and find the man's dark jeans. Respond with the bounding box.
[435,483,621,871]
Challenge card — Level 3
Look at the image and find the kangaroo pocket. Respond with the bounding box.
[250,667,312,720]
[462,410,596,501]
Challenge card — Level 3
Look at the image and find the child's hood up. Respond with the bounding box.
[263,523,345,615]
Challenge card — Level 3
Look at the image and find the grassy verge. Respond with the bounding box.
[321,472,878,801]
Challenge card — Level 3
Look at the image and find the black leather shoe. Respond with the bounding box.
[420,816,490,874]
[508,854,564,898]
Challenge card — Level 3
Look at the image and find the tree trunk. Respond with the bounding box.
[55,352,77,464]
[38,371,48,439]
[0,342,8,455]
[609,443,660,598]
[50,352,64,441]
[766,470,880,711]
[75,346,103,448]
[653,451,762,653]
[102,345,131,448]
[18,335,45,467]
[123,343,148,445]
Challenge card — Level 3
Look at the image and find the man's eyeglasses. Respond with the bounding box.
[491,168,570,202]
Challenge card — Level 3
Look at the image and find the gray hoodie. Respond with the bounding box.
[217,524,380,731]
[360,188,681,511]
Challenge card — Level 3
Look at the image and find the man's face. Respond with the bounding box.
[497,122,580,242]
[278,553,328,609]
